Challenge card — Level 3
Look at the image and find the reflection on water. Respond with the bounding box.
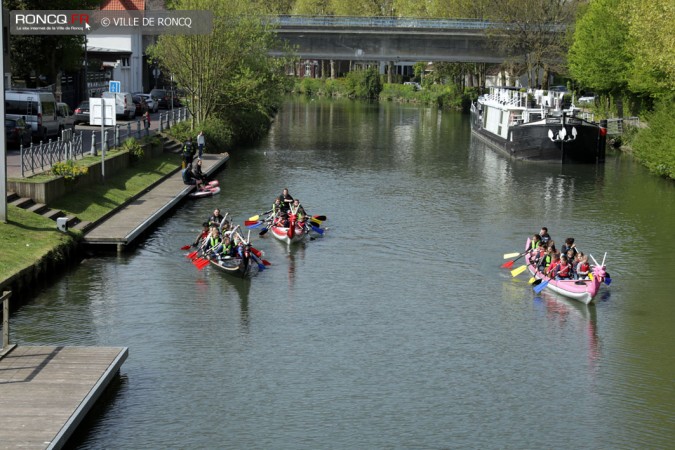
[534,290,600,375]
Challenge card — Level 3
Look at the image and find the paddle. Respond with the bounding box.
[181,244,191,250]
[528,277,537,284]
[195,258,211,270]
[502,250,530,269]
[309,224,324,235]
[244,220,262,227]
[510,265,527,277]
[503,252,522,259]
[312,215,327,221]
[533,279,549,293]
[248,209,272,222]
[186,250,199,259]
[250,252,266,271]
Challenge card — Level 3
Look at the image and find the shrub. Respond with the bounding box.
[121,137,144,162]
[631,97,675,180]
[201,117,234,150]
[51,160,88,182]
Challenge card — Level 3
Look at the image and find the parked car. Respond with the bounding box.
[132,95,144,116]
[403,81,422,91]
[5,89,60,142]
[149,88,169,109]
[57,102,76,130]
[549,85,569,94]
[578,93,596,104]
[101,91,136,119]
[73,101,90,125]
[5,117,33,148]
[133,93,158,113]
[149,89,181,109]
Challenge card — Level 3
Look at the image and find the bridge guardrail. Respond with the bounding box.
[268,15,496,30]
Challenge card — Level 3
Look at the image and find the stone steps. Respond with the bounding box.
[7,192,82,232]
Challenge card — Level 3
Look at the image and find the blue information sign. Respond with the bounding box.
[109,81,121,93]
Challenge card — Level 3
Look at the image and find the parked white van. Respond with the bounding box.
[5,89,60,142]
[101,91,136,119]
[57,102,76,130]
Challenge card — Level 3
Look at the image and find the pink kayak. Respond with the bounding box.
[525,239,609,305]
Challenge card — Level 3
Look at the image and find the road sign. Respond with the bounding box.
[109,81,121,93]
[89,97,116,126]
[153,68,161,78]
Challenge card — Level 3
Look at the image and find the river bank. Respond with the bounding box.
[0,139,181,307]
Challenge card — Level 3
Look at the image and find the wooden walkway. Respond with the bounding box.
[83,153,229,250]
[0,345,128,450]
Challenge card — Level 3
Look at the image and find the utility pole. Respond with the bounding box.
[1,10,8,223]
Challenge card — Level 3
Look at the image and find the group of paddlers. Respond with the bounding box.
[528,227,591,280]
[264,187,309,229]
[192,209,253,262]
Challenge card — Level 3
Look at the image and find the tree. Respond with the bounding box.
[485,0,579,88]
[149,0,293,127]
[292,0,333,15]
[625,0,675,97]
[568,0,630,95]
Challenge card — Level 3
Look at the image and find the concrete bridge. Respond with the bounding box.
[268,16,510,64]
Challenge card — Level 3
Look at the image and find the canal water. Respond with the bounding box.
[9,98,675,448]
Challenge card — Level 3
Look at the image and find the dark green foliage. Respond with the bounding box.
[630,98,675,180]
[345,68,382,99]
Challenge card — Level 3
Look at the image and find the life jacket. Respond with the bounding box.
[544,254,552,268]
[290,205,305,221]
[182,142,193,157]
[208,235,221,249]
[557,262,571,279]
[577,262,590,278]
[547,261,560,277]
[208,215,223,227]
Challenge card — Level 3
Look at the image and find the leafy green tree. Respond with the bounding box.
[625,0,675,97]
[292,0,333,15]
[150,0,293,127]
[568,0,630,95]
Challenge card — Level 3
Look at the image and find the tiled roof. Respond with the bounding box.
[101,0,145,11]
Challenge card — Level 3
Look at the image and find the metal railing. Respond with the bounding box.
[19,107,190,178]
[268,15,566,32]
[606,117,640,136]
[269,15,495,30]
[20,131,85,177]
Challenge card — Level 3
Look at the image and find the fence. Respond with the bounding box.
[606,117,640,136]
[19,107,190,178]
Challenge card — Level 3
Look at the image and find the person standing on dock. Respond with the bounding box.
[197,130,205,159]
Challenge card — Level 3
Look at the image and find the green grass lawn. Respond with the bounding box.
[0,206,76,281]
[50,153,180,222]
[1,152,180,283]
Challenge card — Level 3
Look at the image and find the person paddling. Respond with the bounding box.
[277,188,294,212]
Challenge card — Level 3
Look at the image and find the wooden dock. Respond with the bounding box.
[0,345,128,450]
[83,152,229,250]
